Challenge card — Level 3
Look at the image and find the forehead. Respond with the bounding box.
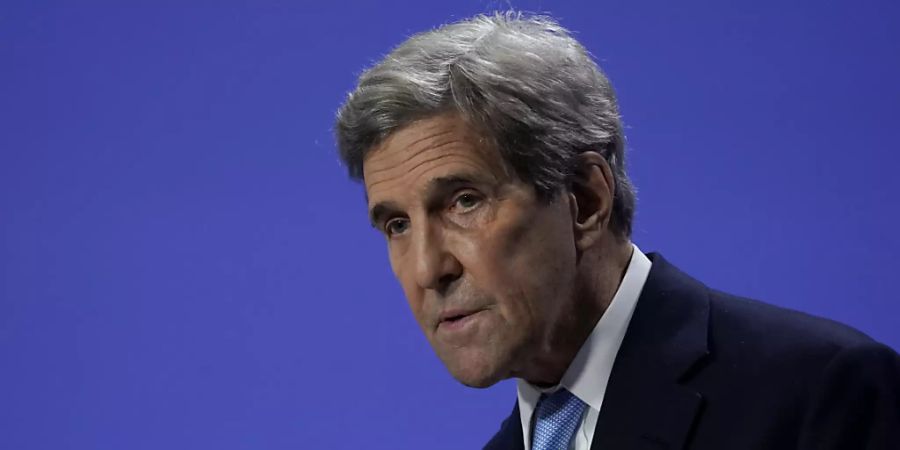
[362,114,508,200]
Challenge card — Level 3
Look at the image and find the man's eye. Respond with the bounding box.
[385,218,410,236]
[452,193,482,212]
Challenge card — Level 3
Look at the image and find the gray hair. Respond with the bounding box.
[335,11,636,237]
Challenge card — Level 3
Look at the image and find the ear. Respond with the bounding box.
[567,151,616,252]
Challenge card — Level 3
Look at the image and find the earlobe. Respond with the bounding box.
[570,151,615,252]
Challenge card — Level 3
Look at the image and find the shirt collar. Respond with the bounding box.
[516,243,652,439]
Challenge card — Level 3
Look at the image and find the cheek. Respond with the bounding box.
[388,244,417,295]
[469,208,575,317]
[388,250,428,324]
[455,233,537,317]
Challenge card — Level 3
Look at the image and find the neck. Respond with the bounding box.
[521,238,633,387]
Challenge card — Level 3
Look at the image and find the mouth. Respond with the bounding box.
[443,312,471,322]
[437,309,486,335]
[438,307,479,324]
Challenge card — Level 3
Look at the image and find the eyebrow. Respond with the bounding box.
[369,201,400,229]
[367,173,490,228]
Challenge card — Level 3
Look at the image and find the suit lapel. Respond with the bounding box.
[590,253,710,450]
[485,254,710,450]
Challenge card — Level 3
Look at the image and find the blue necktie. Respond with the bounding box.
[531,388,588,450]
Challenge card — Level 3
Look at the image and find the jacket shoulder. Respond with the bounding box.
[706,288,875,359]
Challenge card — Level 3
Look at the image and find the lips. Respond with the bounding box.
[436,308,486,336]
[438,308,481,325]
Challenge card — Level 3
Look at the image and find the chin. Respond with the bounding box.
[440,348,509,388]
[451,368,504,388]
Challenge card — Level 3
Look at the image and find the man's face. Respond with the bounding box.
[363,114,579,387]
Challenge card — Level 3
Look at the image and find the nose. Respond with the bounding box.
[410,220,462,294]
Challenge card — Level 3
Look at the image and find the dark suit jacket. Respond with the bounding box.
[484,253,900,450]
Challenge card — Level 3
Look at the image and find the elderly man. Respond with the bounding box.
[334,12,900,450]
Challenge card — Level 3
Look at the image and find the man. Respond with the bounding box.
[334,12,900,450]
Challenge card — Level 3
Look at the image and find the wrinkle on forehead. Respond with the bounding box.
[380,125,457,164]
[363,115,508,198]
[365,144,463,191]
[364,119,458,173]
[367,155,498,211]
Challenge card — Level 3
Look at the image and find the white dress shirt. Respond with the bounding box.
[516,243,652,450]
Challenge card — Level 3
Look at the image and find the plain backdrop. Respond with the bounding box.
[2,1,898,449]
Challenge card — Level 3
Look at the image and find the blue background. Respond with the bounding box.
[2,1,898,449]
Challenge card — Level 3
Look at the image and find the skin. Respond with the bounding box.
[363,113,633,388]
